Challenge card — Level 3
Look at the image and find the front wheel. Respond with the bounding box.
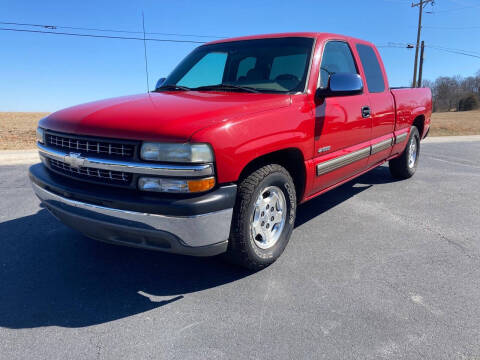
[226,164,297,271]
[389,126,420,179]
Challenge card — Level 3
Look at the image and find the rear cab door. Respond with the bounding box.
[354,41,396,166]
[310,39,372,195]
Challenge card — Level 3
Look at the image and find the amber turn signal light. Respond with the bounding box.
[187,177,215,192]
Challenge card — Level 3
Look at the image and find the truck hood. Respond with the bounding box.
[41,92,291,142]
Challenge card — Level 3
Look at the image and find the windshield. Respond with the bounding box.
[160,37,315,94]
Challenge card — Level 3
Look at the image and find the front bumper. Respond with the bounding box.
[29,164,236,256]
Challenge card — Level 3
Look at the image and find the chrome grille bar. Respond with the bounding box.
[45,133,135,158]
[38,143,214,178]
[49,158,132,184]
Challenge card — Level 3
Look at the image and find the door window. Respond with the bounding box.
[319,41,358,88]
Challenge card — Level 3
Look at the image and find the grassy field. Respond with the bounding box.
[1,110,479,150]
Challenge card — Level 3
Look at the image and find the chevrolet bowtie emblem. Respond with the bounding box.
[64,152,85,169]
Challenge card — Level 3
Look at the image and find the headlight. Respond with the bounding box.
[36,127,45,144]
[138,177,215,193]
[140,142,213,163]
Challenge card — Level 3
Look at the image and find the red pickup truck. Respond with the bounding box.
[30,33,432,270]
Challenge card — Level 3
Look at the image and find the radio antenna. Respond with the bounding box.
[141,11,150,92]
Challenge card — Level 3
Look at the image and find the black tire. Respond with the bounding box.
[389,126,420,179]
[226,164,297,271]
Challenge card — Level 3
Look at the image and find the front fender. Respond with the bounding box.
[190,101,314,184]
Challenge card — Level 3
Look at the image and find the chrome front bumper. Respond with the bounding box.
[31,182,233,256]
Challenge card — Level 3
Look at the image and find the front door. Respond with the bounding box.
[311,40,372,196]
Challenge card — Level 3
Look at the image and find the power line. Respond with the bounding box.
[427,47,480,59]
[375,42,480,59]
[0,27,207,43]
[2,24,479,61]
[376,44,411,48]
[426,5,480,13]
[426,45,480,58]
[377,42,413,47]
[378,0,408,3]
[0,24,413,51]
[423,25,480,30]
[427,44,480,55]
[141,12,150,92]
[0,21,225,39]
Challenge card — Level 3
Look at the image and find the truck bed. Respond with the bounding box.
[390,87,432,138]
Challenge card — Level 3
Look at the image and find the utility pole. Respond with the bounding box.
[418,41,425,87]
[411,0,433,87]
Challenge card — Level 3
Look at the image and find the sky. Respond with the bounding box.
[1,0,479,112]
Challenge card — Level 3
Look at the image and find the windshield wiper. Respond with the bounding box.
[192,83,260,93]
[154,84,191,92]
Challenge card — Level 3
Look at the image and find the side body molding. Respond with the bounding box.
[316,134,399,176]
[317,146,370,176]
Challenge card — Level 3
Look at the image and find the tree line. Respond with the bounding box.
[422,70,480,112]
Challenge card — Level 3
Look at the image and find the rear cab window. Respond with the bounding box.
[355,44,386,93]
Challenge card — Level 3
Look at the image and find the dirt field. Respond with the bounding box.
[0,112,49,150]
[1,110,479,150]
[429,110,480,136]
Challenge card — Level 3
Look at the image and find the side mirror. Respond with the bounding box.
[316,73,363,97]
[155,77,166,90]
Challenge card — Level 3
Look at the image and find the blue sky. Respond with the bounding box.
[1,0,479,112]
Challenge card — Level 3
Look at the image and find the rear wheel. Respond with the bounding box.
[389,126,420,179]
[226,164,296,271]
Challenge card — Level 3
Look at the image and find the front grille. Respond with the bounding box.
[49,158,132,186]
[45,132,136,160]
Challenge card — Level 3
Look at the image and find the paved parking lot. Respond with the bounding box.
[1,140,479,360]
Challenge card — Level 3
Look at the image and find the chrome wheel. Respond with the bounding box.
[250,186,287,249]
[408,137,418,168]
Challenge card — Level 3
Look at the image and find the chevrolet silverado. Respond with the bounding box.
[29,33,432,270]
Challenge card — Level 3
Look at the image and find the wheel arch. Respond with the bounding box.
[238,148,306,203]
[412,114,425,138]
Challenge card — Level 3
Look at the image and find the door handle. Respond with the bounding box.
[361,106,371,118]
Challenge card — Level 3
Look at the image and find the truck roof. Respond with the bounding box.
[205,32,373,47]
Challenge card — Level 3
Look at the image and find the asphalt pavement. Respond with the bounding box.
[1,139,479,360]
